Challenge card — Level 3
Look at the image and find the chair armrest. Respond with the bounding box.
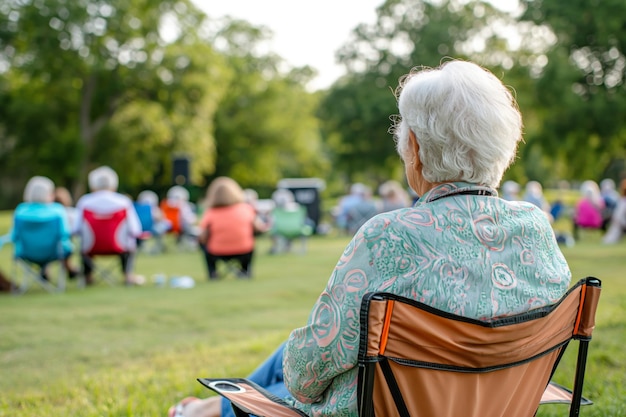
[198,378,308,417]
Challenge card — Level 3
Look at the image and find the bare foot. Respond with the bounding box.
[168,396,221,417]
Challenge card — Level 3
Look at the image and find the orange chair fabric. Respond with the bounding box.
[160,202,182,234]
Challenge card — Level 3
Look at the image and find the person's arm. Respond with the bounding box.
[197,211,211,245]
[283,229,377,403]
[55,203,72,240]
[125,198,143,238]
[72,198,85,236]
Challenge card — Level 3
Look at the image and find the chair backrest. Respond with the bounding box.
[13,216,63,264]
[357,277,601,417]
[272,206,312,239]
[81,209,127,255]
[160,201,182,234]
[133,202,154,233]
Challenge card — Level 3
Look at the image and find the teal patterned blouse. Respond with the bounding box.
[283,182,571,417]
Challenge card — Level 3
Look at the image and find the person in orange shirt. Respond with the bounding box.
[198,177,267,279]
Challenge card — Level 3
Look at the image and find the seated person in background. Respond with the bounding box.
[268,188,312,254]
[136,190,172,241]
[573,180,605,240]
[54,186,78,232]
[243,188,271,235]
[11,176,78,280]
[549,180,571,222]
[522,180,552,216]
[600,178,620,229]
[345,184,378,234]
[168,60,572,417]
[378,179,411,212]
[197,177,267,279]
[162,185,199,241]
[333,182,367,233]
[603,178,626,244]
[74,166,142,286]
[500,180,520,201]
[271,188,300,212]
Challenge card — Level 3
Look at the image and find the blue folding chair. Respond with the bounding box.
[11,216,67,294]
[133,202,163,254]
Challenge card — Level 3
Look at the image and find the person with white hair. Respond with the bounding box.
[501,180,520,201]
[160,185,199,242]
[74,166,142,286]
[522,180,553,222]
[168,60,572,417]
[11,176,78,280]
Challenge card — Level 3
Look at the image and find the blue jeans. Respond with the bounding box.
[220,343,289,417]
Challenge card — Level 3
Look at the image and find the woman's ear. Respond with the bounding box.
[408,130,420,170]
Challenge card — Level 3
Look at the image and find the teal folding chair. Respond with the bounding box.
[11,216,67,294]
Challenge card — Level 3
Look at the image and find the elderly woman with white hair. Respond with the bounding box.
[74,166,142,286]
[168,60,572,417]
[11,176,78,280]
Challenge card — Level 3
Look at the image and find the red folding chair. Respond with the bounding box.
[80,209,130,285]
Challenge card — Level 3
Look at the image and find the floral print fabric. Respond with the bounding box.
[283,182,571,417]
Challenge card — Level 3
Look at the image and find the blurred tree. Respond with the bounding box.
[0,0,229,201]
[321,0,514,184]
[520,0,626,181]
[209,18,329,192]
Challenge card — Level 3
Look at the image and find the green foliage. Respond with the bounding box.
[210,18,329,190]
[0,0,229,200]
[319,73,402,183]
[320,0,513,185]
[519,0,626,182]
[1,0,626,207]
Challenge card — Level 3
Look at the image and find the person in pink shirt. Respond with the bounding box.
[198,177,267,279]
[573,180,605,240]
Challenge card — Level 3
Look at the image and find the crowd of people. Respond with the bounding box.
[3,166,625,292]
[498,177,626,246]
[3,167,326,288]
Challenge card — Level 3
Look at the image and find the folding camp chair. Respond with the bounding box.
[11,216,67,294]
[270,206,313,254]
[80,209,131,286]
[133,202,163,254]
[198,277,601,417]
[160,201,182,236]
[159,200,198,251]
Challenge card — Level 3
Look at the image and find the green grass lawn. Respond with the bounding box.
[0,213,624,416]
